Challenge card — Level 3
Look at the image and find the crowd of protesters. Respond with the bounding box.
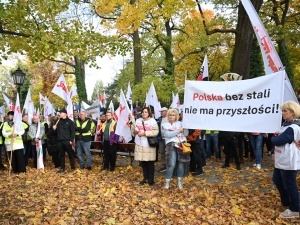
[0,100,299,219]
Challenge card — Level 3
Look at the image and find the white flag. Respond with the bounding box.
[0,106,4,122]
[170,93,180,109]
[145,82,160,119]
[13,93,23,133]
[69,84,78,99]
[108,100,114,114]
[81,101,91,110]
[51,74,70,103]
[115,89,132,143]
[126,81,132,104]
[241,0,297,103]
[39,93,46,105]
[3,93,14,111]
[197,54,209,81]
[67,99,74,121]
[44,99,53,124]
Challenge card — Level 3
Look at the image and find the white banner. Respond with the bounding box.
[182,71,284,133]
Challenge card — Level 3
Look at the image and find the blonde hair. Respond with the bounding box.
[167,108,179,122]
[281,101,300,118]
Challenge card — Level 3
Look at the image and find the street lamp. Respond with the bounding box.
[12,67,26,95]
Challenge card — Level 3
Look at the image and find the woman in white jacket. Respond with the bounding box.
[133,107,158,186]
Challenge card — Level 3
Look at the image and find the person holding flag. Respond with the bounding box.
[2,111,26,173]
[28,116,45,168]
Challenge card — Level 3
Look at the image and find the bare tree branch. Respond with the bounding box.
[195,0,237,35]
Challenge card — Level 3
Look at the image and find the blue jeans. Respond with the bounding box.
[206,134,220,158]
[249,134,263,164]
[272,168,299,212]
[76,140,92,168]
[166,147,184,179]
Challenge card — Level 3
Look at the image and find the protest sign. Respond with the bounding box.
[182,71,284,133]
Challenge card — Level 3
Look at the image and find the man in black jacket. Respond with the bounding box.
[54,109,75,173]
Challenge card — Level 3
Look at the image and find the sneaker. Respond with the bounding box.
[158,167,167,173]
[256,164,261,169]
[280,209,299,218]
[216,158,222,162]
[253,163,257,167]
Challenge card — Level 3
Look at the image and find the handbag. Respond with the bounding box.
[176,136,192,155]
[182,142,192,154]
[142,121,158,147]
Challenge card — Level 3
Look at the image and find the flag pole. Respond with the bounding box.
[8,123,16,177]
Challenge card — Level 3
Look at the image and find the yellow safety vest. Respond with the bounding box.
[0,123,3,145]
[22,121,31,140]
[90,121,95,136]
[4,122,23,144]
[205,130,219,134]
[75,119,91,136]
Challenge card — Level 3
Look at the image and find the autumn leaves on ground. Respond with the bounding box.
[0,155,299,225]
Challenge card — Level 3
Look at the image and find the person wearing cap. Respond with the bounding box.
[2,111,26,173]
[53,109,75,173]
[157,107,168,173]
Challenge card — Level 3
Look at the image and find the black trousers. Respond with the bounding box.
[103,141,117,169]
[9,149,26,173]
[141,161,155,183]
[57,141,75,170]
[224,138,240,166]
[190,142,203,173]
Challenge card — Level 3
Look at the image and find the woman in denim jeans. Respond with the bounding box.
[271,101,300,219]
[162,109,189,189]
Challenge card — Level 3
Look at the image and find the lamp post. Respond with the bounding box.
[11,67,26,95]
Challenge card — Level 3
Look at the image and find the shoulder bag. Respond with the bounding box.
[142,121,158,147]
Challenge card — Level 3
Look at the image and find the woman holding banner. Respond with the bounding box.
[271,101,300,219]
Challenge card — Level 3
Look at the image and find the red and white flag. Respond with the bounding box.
[126,81,132,104]
[39,93,46,105]
[3,93,14,111]
[145,82,160,119]
[241,0,297,103]
[197,54,209,81]
[98,92,104,108]
[115,90,132,143]
[35,120,44,170]
[13,93,23,133]
[51,74,70,103]
[103,91,107,107]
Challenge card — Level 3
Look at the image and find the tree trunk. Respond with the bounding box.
[74,56,88,102]
[231,0,263,79]
[130,0,143,84]
[132,29,143,83]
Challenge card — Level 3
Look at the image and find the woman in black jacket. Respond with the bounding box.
[47,116,60,168]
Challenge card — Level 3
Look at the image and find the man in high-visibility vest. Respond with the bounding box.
[2,111,26,173]
[75,111,92,170]
[0,118,5,170]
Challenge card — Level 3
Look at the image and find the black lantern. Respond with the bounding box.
[12,67,26,94]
